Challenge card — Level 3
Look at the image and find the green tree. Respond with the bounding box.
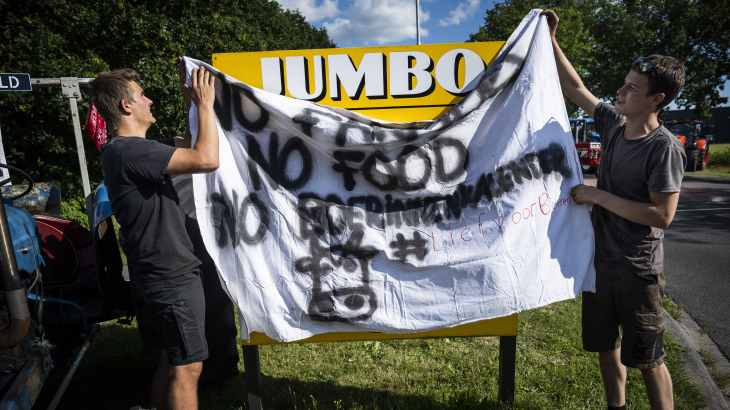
[0,0,335,206]
[468,0,730,119]
[468,0,598,118]
[588,0,729,118]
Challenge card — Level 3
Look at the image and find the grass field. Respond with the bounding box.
[694,143,730,177]
[33,296,704,410]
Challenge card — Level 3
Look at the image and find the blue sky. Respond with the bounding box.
[274,0,728,109]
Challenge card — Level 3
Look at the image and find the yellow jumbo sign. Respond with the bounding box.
[213,42,504,123]
[213,42,518,345]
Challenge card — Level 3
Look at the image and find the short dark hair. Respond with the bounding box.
[88,69,140,135]
[631,55,685,110]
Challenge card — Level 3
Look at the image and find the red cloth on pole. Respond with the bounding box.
[84,103,107,152]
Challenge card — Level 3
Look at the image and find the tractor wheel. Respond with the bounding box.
[698,143,709,171]
[686,149,700,172]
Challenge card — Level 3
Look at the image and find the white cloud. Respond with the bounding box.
[437,0,480,27]
[276,0,341,22]
[322,0,430,45]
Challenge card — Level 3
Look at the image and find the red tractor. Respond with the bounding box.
[570,118,601,174]
[665,120,714,172]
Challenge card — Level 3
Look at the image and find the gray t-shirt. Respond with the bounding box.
[592,102,686,274]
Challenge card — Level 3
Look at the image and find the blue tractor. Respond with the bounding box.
[0,163,133,409]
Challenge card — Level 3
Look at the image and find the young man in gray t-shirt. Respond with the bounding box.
[542,10,686,410]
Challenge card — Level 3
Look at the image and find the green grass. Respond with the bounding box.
[663,295,684,321]
[709,143,730,156]
[32,296,704,410]
[698,348,730,390]
[695,143,730,177]
[664,297,730,393]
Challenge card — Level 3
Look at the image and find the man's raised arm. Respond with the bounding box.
[167,63,219,174]
[540,10,600,118]
[174,57,194,150]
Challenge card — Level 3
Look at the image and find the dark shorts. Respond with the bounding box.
[582,262,666,369]
[131,268,208,366]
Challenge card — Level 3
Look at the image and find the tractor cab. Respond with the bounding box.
[570,117,600,143]
[665,119,714,172]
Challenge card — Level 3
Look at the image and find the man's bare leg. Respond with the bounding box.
[168,361,202,410]
[151,349,170,410]
[641,364,673,410]
[599,349,627,408]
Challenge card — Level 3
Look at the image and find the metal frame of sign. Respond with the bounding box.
[213,42,518,409]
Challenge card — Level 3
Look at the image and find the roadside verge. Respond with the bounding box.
[666,309,730,409]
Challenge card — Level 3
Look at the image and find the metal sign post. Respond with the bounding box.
[415,0,421,45]
[29,77,96,230]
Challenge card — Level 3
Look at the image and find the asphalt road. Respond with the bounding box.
[664,202,730,360]
[682,175,730,190]
[584,174,730,198]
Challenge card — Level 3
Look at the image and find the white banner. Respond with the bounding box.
[0,123,9,185]
[186,10,595,343]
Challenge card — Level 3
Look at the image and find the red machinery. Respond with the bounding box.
[570,118,601,174]
[665,120,714,172]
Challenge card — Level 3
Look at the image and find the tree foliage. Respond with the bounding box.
[0,0,335,200]
[589,0,729,118]
[469,0,730,119]
[468,0,596,118]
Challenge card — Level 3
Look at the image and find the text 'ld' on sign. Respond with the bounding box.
[213,42,504,123]
[0,74,32,92]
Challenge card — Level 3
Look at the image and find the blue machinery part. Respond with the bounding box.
[0,346,52,410]
[27,293,89,334]
[93,181,112,231]
[0,186,38,410]
[0,183,61,217]
[1,294,97,410]
[2,203,42,275]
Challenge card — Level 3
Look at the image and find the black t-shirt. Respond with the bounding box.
[100,137,200,279]
[592,102,686,274]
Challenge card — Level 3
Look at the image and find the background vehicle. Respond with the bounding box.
[570,117,601,174]
[665,120,714,172]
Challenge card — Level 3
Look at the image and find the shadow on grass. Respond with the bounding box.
[33,320,150,410]
[29,320,510,410]
[254,375,511,410]
[29,298,704,410]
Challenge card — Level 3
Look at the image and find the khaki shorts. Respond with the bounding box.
[582,262,666,369]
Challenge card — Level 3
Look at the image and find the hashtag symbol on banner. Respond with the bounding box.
[389,232,428,263]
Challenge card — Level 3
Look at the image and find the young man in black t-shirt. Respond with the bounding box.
[90,61,218,410]
[541,10,686,410]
